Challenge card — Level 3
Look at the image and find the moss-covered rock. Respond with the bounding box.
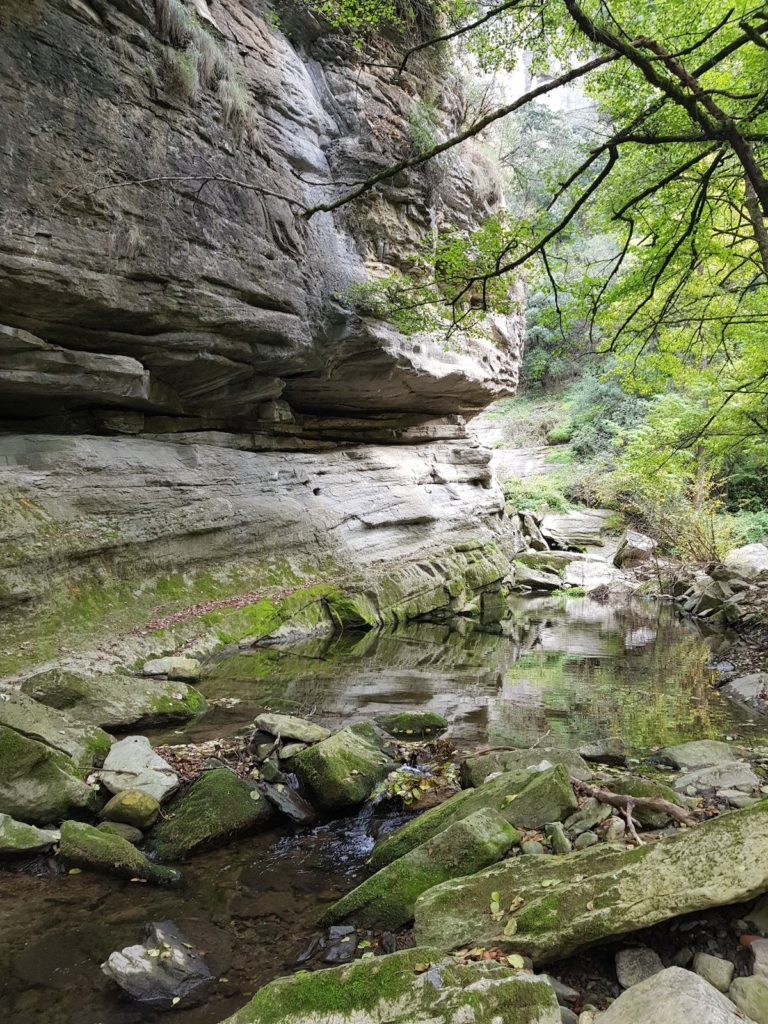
[0,690,111,772]
[414,798,768,963]
[100,789,160,830]
[322,808,518,930]
[148,769,273,861]
[370,766,575,871]
[462,748,590,787]
[97,821,144,844]
[0,813,59,857]
[293,723,396,813]
[610,776,685,828]
[219,946,561,1024]
[21,669,207,730]
[59,820,179,883]
[374,711,448,739]
[0,724,99,824]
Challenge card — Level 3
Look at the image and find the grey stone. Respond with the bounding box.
[673,761,758,793]
[573,830,599,850]
[142,657,201,682]
[729,975,768,1024]
[540,975,579,1005]
[722,673,768,713]
[540,511,608,550]
[521,839,546,855]
[0,813,59,857]
[463,748,591,787]
[693,952,734,992]
[724,543,768,579]
[577,738,627,765]
[747,894,768,936]
[613,530,656,568]
[718,788,757,808]
[254,713,331,744]
[292,723,396,812]
[262,782,317,825]
[97,821,144,845]
[564,798,612,834]
[102,920,214,1009]
[751,938,768,980]
[662,740,737,770]
[604,817,626,842]
[511,564,563,592]
[560,1009,578,1024]
[100,736,179,803]
[0,690,111,773]
[601,967,747,1024]
[545,822,572,854]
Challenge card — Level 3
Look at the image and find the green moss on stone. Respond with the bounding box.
[611,776,685,827]
[374,710,448,739]
[293,722,396,812]
[59,820,179,883]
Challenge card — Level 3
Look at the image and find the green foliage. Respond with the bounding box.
[163,47,200,100]
[503,469,575,515]
[409,98,440,156]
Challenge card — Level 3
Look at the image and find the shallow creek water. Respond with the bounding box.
[2,595,766,1024]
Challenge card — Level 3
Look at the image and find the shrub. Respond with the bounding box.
[164,48,200,100]
[156,0,192,46]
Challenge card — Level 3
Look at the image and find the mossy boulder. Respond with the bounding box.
[322,808,519,930]
[0,813,59,857]
[148,769,273,861]
[370,766,576,871]
[219,946,561,1024]
[100,789,160,830]
[21,669,207,729]
[414,798,768,963]
[610,776,685,828]
[293,723,397,812]
[462,748,590,787]
[59,820,179,884]
[374,711,448,740]
[0,690,111,772]
[254,712,330,744]
[0,724,99,824]
[97,821,144,844]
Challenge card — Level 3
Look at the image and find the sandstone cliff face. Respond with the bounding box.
[0,0,522,664]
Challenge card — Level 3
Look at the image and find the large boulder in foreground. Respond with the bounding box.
[0,725,98,824]
[599,967,746,1024]
[148,769,272,861]
[219,946,561,1024]
[21,669,207,729]
[60,820,179,884]
[414,799,768,963]
[321,808,519,930]
[0,690,111,771]
[292,722,396,812]
[370,765,576,871]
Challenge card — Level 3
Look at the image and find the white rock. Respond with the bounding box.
[724,543,768,579]
[100,736,178,803]
[693,952,734,992]
[601,967,747,1023]
[613,530,656,568]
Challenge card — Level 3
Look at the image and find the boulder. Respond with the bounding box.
[0,725,99,824]
[254,712,331,744]
[721,673,768,714]
[21,669,207,729]
[511,563,563,592]
[540,511,606,551]
[370,765,576,871]
[730,975,768,1023]
[99,736,179,803]
[218,946,561,1024]
[59,820,179,883]
[374,710,448,739]
[613,530,656,568]
[413,798,768,962]
[142,656,202,682]
[577,737,627,766]
[261,781,317,825]
[321,808,519,930]
[102,920,214,1009]
[610,777,685,828]
[600,967,747,1024]
[692,952,734,993]
[462,747,590,787]
[148,769,272,861]
[662,740,736,770]
[100,790,161,830]
[0,690,111,772]
[723,543,768,579]
[0,813,59,857]
[673,761,758,794]
[615,947,663,988]
[292,722,397,812]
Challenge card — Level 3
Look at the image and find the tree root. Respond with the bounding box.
[571,777,697,829]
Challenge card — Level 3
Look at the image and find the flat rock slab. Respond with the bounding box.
[321,808,518,930]
[219,946,562,1024]
[462,748,591,787]
[662,740,737,771]
[21,669,207,729]
[0,813,59,856]
[142,657,201,682]
[540,511,607,551]
[102,920,214,1009]
[724,543,768,579]
[100,736,179,803]
[254,712,330,744]
[600,967,747,1024]
[674,761,758,793]
[722,673,768,714]
[0,690,111,772]
[414,798,768,963]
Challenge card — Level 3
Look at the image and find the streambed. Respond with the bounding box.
[2,595,765,1024]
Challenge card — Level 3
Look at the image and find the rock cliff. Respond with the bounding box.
[0,0,522,671]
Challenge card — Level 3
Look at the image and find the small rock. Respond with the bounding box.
[262,782,317,825]
[100,736,179,803]
[279,742,308,759]
[751,938,768,979]
[522,839,546,855]
[602,967,746,1023]
[693,952,734,992]
[380,931,397,954]
[101,920,213,1009]
[323,934,357,964]
[615,947,664,988]
[574,830,599,850]
[604,817,626,842]
[100,789,160,830]
[254,712,330,744]
[296,933,324,964]
[729,975,768,1024]
[258,759,283,784]
[545,821,572,854]
[747,895,768,936]
[541,975,579,1005]
[717,788,757,808]
[564,798,612,834]
[327,925,355,941]
[142,656,201,682]
[560,1008,578,1024]
[60,821,178,884]
[672,946,694,967]
[97,821,144,845]
[613,530,656,568]
[577,738,627,766]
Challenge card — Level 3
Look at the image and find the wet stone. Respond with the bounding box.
[262,781,317,825]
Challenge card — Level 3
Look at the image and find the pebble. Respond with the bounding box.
[615,947,664,988]
[693,952,734,992]
[672,946,694,967]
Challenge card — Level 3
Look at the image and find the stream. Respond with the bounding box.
[2,594,766,1024]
